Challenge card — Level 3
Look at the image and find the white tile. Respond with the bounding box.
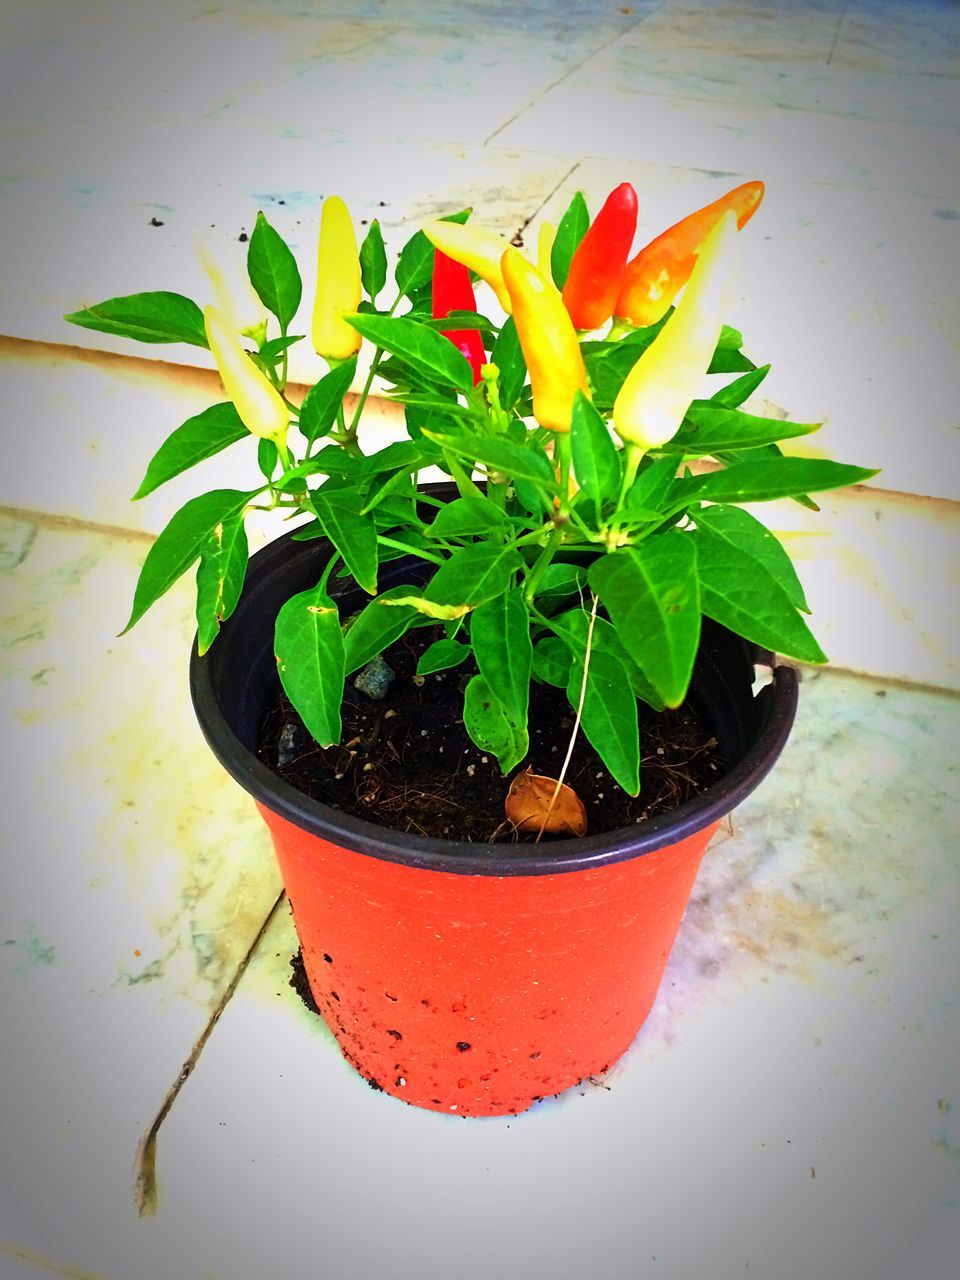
[833,5,960,76]
[615,0,843,61]
[586,44,960,128]
[139,671,960,1280]
[496,79,960,199]
[0,518,281,1274]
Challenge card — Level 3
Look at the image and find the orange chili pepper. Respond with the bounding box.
[614,180,763,327]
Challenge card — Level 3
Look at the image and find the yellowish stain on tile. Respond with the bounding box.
[727,890,850,977]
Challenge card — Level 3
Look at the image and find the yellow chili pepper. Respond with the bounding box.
[422,220,513,312]
[500,247,589,434]
[613,211,737,452]
[312,195,362,362]
[536,221,557,287]
[204,306,289,443]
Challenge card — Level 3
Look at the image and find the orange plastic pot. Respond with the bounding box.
[191,503,798,1117]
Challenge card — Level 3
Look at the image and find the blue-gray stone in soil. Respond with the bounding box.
[354,655,395,700]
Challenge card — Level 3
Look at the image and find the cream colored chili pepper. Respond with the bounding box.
[613,211,737,452]
[422,219,513,311]
[195,232,267,344]
[204,306,289,443]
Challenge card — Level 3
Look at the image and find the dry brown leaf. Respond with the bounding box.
[504,768,587,838]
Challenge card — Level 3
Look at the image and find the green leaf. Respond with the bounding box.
[532,636,571,686]
[693,507,826,663]
[122,488,259,634]
[551,191,589,289]
[418,311,498,336]
[132,402,248,499]
[707,346,756,375]
[64,291,207,347]
[425,431,557,490]
[195,515,248,656]
[345,314,474,394]
[309,491,379,595]
[622,455,679,522]
[416,638,470,675]
[359,468,416,517]
[258,334,304,363]
[275,587,344,747]
[298,359,357,448]
[359,219,388,301]
[359,439,439,475]
[589,533,701,707]
[489,316,526,411]
[463,675,528,774]
[547,608,664,711]
[395,208,471,298]
[470,587,532,726]
[426,543,523,610]
[379,593,472,621]
[533,561,588,605]
[665,405,821,456]
[695,503,809,613]
[570,391,621,517]
[707,364,771,409]
[567,649,640,796]
[342,584,420,675]
[257,437,279,481]
[680,458,878,506]
[427,496,511,539]
[247,211,302,330]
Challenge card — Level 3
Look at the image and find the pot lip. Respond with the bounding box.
[190,622,799,879]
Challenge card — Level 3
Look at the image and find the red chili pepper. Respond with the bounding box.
[615,179,764,327]
[432,250,485,385]
[561,182,638,331]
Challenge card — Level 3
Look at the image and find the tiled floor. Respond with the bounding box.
[1,2,959,1278]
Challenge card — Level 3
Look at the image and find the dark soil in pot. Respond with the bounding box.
[257,622,725,844]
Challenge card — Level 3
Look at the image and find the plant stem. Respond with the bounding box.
[345,292,402,441]
[377,535,445,566]
[522,525,564,604]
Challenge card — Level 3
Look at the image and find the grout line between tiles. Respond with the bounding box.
[507,161,581,248]
[825,10,847,67]
[0,504,157,544]
[482,13,657,148]
[132,889,287,1219]
[0,1240,113,1280]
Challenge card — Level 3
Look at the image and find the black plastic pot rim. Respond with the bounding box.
[191,634,799,880]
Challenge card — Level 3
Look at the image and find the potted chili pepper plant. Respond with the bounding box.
[66,181,876,1115]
